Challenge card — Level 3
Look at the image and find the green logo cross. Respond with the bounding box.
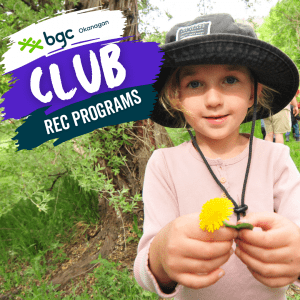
[18,37,44,53]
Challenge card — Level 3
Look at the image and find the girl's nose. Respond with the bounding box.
[204,88,224,107]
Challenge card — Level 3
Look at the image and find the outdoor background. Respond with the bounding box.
[0,0,300,299]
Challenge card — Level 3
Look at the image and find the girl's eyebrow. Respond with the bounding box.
[180,65,249,80]
[225,65,248,74]
[180,67,197,79]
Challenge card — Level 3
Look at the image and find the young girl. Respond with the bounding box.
[134,14,300,300]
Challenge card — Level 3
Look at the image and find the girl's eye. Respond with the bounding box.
[188,81,201,88]
[225,77,238,84]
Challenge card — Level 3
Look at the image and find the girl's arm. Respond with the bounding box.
[134,150,237,296]
[291,96,299,116]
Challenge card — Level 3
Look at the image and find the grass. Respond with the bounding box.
[0,176,97,296]
[6,255,158,300]
[240,120,300,171]
[0,175,99,263]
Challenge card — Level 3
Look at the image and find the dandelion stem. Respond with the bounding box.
[223,221,253,230]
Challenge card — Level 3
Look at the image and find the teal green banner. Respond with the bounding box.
[14,84,156,150]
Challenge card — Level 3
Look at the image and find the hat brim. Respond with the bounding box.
[150,34,299,128]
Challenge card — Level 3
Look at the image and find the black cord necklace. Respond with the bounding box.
[188,78,258,221]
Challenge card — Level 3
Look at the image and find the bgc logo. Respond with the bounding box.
[43,29,74,48]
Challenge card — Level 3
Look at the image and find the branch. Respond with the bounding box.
[280,11,300,50]
[0,228,20,230]
[48,171,68,177]
[0,3,15,13]
[20,0,39,12]
[47,171,68,191]
[283,13,300,26]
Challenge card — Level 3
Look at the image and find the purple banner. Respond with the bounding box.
[2,39,164,120]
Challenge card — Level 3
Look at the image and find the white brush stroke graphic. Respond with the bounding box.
[2,8,125,73]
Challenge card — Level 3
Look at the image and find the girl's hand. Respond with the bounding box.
[149,212,238,291]
[235,212,300,288]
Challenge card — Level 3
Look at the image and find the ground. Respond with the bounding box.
[0,202,145,299]
[48,204,144,298]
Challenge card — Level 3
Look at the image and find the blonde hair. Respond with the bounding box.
[159,66,275,128]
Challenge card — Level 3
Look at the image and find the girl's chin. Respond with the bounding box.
[194,130,240,141]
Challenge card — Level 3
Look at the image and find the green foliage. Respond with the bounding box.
[0,176,99,262]
[0,73,12,96]
[108,188,142,214]
[0,162,147,299]
[0,176,100,297]
[165,127,193,146]
[127,214,143,243]
[144,30,167,45]
[257,0,300,70]
[138,0,162,39]
[90,255,158,300]
[287,285,300,300]
[16,282,63,299]
[5,255,159,299]
[289,136,300,172]
[138,0,171,41]
[239,120,264,138]
[0,119,141,217]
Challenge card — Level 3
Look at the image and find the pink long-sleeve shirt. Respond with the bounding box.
[134,136,300,300]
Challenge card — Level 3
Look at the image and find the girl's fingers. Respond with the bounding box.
[237,227,289,249]
[176,268,225,290]
[237,212,290,248]
[199,226,238,242]
[181,239,233,260]
[235,246,293,278]
[175,249,233,274]
[235,239,292,264]
[247,268,295,288]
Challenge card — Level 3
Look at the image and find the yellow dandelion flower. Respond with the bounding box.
[199,197,234,233]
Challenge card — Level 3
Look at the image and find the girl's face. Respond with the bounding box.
[178,64,261,142]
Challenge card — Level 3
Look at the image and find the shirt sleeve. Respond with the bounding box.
[273,145,300,287]
[133,149,182,298]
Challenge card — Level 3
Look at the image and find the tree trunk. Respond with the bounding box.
[66,0,173,207]
[65,0,172,233]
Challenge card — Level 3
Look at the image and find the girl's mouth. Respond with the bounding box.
[205,115,229,124]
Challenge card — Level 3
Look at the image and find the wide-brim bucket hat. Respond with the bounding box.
[150,13,299,128]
